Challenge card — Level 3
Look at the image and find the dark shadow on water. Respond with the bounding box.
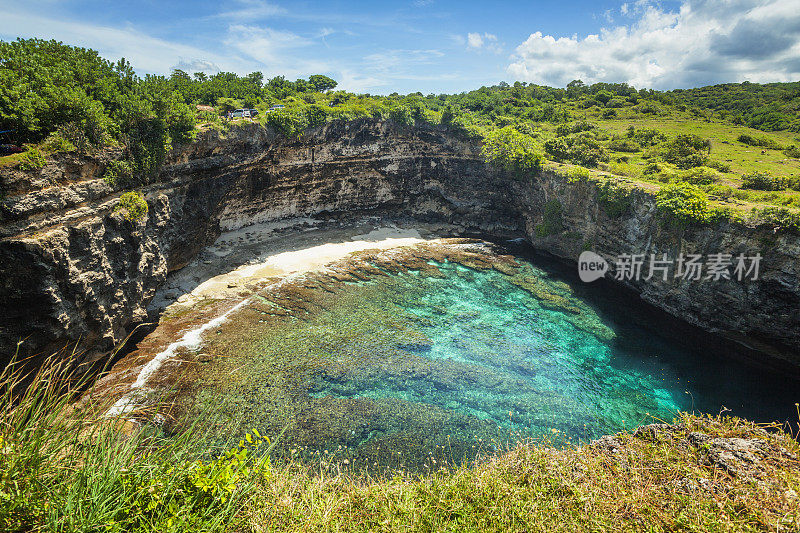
[501,239,800,431]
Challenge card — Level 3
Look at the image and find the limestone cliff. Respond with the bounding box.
[0,118,798,371]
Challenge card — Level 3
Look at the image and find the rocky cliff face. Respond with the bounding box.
[1,118,798,371]
[515,172,800,366]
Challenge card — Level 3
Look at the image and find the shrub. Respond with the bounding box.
[602,109,618,119]
[565,166,592,182]
[303,105,329,127]
[636,102,661,114]
[706,160,732,173]
[608,137,641,153]
[566,135,609,167]
[546,134,608,168]
[626,127,667,147]
[103,160,136,188]
[706,184,734,200]
[388,106,414,127]
[18,148,46,170]
[40,131,76,153]
[125,118,168,183]
[482,126,544,178]
[661,134,711,169]
[782,145,800,158]
[555,121,595,137]
[737,133,782,150]
[544,138,570,162]
[266,109,306,136]
[643,161,662,175]
[655,181,713,225]
[115,191,148,221]
[741,172,787,191]
[598,180,632,218]
[752,206,800,232]
[677,167,721,186]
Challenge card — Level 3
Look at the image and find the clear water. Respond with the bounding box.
[192,245,800,473]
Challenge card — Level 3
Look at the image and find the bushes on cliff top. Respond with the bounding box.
[481,126,544,178]
[751,205,800,232]
[103,159,135,188]
[598,180,633,218]
[545,134,609,167]
[660,134,712,169]
[388,105,414,127]
[655,181,714,225]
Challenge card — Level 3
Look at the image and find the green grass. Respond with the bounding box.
[246,413,800,532]
[2,351,799,532]
[0,352,271,533]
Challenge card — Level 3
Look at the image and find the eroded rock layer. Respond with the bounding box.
[1,119,799,370]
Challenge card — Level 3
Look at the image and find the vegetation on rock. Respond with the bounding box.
[115,191,148,221]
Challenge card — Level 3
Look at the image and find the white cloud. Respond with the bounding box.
[223,24,333,78]
[507,0,800,89]
[172,59,222,75]
[215,0,286,20]
[0,8,239,75]
[467,32,484,49]
[466,32,502,54]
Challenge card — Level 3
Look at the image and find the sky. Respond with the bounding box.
[1,0,799,94]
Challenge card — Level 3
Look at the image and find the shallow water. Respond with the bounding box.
[186,245,799,473]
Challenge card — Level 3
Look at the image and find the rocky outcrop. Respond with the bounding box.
[1,118,799,371]
[515,171,800,365]
[0,119,517,368]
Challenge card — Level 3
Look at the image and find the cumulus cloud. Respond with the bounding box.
[466,32,502,53]
[507,0,800,89]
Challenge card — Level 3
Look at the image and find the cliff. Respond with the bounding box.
[1,118,798,371]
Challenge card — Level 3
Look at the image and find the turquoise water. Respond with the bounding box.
[197,246,799,471]
[310,262,682,443]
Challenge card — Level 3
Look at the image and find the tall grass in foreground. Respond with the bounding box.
[0,352,271,532]
[2,350,799,532]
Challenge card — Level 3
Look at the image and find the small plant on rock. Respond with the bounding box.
[17,148,46,170]
[115,191,148,222]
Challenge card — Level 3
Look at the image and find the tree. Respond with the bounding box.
[309,75,337,93]
[482,126,544,177]
[595,90,613,105]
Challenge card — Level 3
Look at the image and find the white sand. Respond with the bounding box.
[107,224,427,417]
[178,226,424,302]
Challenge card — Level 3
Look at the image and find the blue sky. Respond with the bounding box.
[1,0,798,94]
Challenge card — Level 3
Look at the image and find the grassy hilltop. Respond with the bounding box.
[2,38,800,229]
